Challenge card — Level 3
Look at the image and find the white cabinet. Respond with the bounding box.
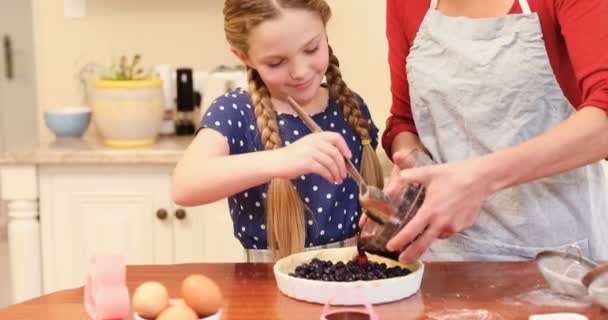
[176,201,244,264]
[38,165,244,293]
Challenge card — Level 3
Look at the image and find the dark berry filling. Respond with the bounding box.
[288,257,411,282]
[325,311,371,320]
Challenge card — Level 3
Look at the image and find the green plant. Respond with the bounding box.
[102,54,149,81]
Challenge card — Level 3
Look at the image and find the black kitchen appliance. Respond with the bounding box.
[175,68,201,135]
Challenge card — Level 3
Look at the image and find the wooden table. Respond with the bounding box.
[0,262,605,319]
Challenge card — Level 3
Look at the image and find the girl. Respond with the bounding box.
[382,0,608,263]
[172,0,384,261]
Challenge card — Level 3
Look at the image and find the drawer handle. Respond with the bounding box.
[3,35,13,80]
[156,208,168,220]
[175,208,187,220]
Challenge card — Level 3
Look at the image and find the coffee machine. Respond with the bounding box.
[174,68,201,135]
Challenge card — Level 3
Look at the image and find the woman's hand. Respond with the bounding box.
[273,131,352,184]
[359,149,417,228]
[386,157,492,263]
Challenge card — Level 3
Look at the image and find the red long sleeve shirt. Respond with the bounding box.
[382,0,608,158]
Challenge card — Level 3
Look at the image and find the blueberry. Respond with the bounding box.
[289,257,411,282]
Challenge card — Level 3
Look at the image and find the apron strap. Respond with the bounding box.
[430,0,531,14]
[518,0,532,14]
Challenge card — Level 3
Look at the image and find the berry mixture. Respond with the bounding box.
[288,257,411,282]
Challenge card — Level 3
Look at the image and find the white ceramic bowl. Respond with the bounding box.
[273,246,424,305]
[133,310,222,320]
[133,299,222,320]
[90,79,163,147]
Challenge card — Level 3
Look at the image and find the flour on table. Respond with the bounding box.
[502,289,591,308]
[426,309,503,320]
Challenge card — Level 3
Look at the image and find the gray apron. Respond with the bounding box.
[407,0,608,261]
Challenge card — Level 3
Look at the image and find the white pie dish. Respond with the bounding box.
[273,246,424,305]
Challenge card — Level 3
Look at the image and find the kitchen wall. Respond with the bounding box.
[327,1,391,141]
[32,0,231,139]
[32,0,391,152]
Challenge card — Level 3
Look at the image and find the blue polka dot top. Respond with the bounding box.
[199,88,379,250]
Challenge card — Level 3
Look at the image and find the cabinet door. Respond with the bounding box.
[39,166,174,293]
[174,200,245,263]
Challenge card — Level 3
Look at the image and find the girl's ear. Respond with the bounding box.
[230,48,252,67]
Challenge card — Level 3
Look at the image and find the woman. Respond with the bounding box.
[381,0,608,263]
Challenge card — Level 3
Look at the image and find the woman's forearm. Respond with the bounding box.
[391,131,426,159]
[480,106,608,193]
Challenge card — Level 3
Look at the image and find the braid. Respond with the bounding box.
[247,66,306,259]
[247,67,282,150]
[325,45,384,189]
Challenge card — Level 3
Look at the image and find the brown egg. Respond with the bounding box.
[181,274,223,317]
[132,281,169,319]
[171,298,189,307]
[156,304,198,320]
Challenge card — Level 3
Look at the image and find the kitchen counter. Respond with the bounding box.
[0,261,604,319]
[0,135,396,172]
[0,135,194,165]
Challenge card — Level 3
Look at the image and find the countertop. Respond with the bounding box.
[0,135,396,172]
[0,261,604,319]
[0,135,194,165]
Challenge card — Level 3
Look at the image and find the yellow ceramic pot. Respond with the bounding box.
[90,78,163,147]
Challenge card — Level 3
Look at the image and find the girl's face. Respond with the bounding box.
[238,9,329,105]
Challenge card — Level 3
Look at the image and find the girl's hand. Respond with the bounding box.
[274,131,352,184]
[386,158,492,264]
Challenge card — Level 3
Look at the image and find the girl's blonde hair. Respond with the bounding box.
[224,0,384,259]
